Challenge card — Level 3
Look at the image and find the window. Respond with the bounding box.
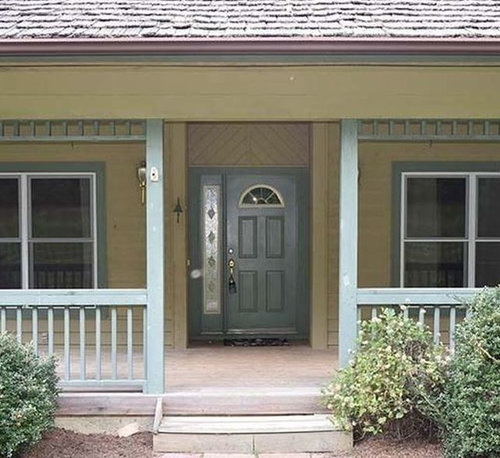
[239,185,284,207]
[0,173,96,289]
[401,172,500,287]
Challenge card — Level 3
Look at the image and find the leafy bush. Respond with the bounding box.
[0,332,59,457]
[438,288,500,458]
[322,308,447,440]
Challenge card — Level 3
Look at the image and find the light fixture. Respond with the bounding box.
[173,197,184,223]
[136,161,146,205]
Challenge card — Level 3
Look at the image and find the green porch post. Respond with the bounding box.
[145,119,165,394]
[338,119,358,367]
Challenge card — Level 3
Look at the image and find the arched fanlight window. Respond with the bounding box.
[239,185,284,208]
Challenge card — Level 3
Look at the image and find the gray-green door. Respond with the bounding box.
[225,175,297,334]
[188,168,308,340]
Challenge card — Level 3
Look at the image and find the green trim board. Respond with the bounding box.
[338,120,358,368]
[2,54,500,65]
[0,161,107,288]
[391,161,500,288]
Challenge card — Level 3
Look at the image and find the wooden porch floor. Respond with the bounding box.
[57,345,338,416]
[165,344,338,390]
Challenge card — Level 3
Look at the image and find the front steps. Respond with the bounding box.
[153,414,352,454]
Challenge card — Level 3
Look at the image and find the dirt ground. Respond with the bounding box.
[20,428,443,458]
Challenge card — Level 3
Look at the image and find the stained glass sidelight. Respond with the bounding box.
[203,185,221,314]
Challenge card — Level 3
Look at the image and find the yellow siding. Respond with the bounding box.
[0,142,146,287]
[326,136,500,348]
[358,142,500,288]
[1,65,500,120]
[0,142,164,346]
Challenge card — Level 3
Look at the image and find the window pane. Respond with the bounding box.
[0,243,21,288]
[31,243,93,288]
[31,178,91,238]
[406,177,466,237]
[0,179,19,238]
[477,178,500,237]
[404,242,466,287]
[476,242,500,287]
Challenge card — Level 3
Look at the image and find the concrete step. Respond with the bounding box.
[153,414,352,454]
[163,387,329,415]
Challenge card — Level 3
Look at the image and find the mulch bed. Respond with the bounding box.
[20,429,153,458]
[20,428,443,458]
[351,436,443,458]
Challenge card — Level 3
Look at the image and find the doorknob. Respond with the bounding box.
[228,258,237,294]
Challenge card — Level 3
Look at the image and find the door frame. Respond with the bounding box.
[188,167,310,341]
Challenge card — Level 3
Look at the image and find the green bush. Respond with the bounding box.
[322,308,447,440]
[438,288,500,458]
[0,332,59,457]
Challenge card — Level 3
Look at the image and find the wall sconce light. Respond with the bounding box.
[136,161,147,205]
[173,197,184,223]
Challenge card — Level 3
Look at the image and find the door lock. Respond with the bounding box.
[228,258,237,294]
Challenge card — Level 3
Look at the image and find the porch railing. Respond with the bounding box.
[0,289,147,390]
[356,288,479,353]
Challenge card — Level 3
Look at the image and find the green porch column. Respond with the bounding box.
[338,120,358,367]
[145,119,165,394]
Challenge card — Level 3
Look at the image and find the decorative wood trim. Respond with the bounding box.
[0,120,145,142]
[359,119,500,142]
[188,123,310,167]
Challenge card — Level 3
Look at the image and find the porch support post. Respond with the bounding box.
[145,119,165,394]
[338,119,358,367]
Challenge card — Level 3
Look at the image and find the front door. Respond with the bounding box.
[225,175,297,334]
[188,168,308,340]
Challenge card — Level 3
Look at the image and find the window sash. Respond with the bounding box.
[401,172,500,288]
[0,173,97,289]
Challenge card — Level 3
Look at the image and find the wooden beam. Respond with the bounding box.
[146,119,165,394]
[0,288,147,305]
[357,287,480,305]
[338,120,358,367]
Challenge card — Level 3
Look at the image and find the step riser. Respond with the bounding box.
[154,431,352,454]
[164,395,328,415]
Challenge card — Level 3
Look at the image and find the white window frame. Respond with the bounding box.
[400,171,500,287]
[0,172,98,289]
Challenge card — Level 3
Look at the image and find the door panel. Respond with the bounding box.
[239,217,258,258]
[266,216,284,258]
[266,271,285,312]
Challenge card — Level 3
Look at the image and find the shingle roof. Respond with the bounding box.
[1,0,500,40]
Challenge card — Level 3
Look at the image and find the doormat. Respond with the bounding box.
[223,338,289,347]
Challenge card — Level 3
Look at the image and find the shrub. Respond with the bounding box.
[0,332,59,457]
[322,308,447,440]
[438,288,500,458]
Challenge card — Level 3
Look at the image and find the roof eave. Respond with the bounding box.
[2,38,500,56]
